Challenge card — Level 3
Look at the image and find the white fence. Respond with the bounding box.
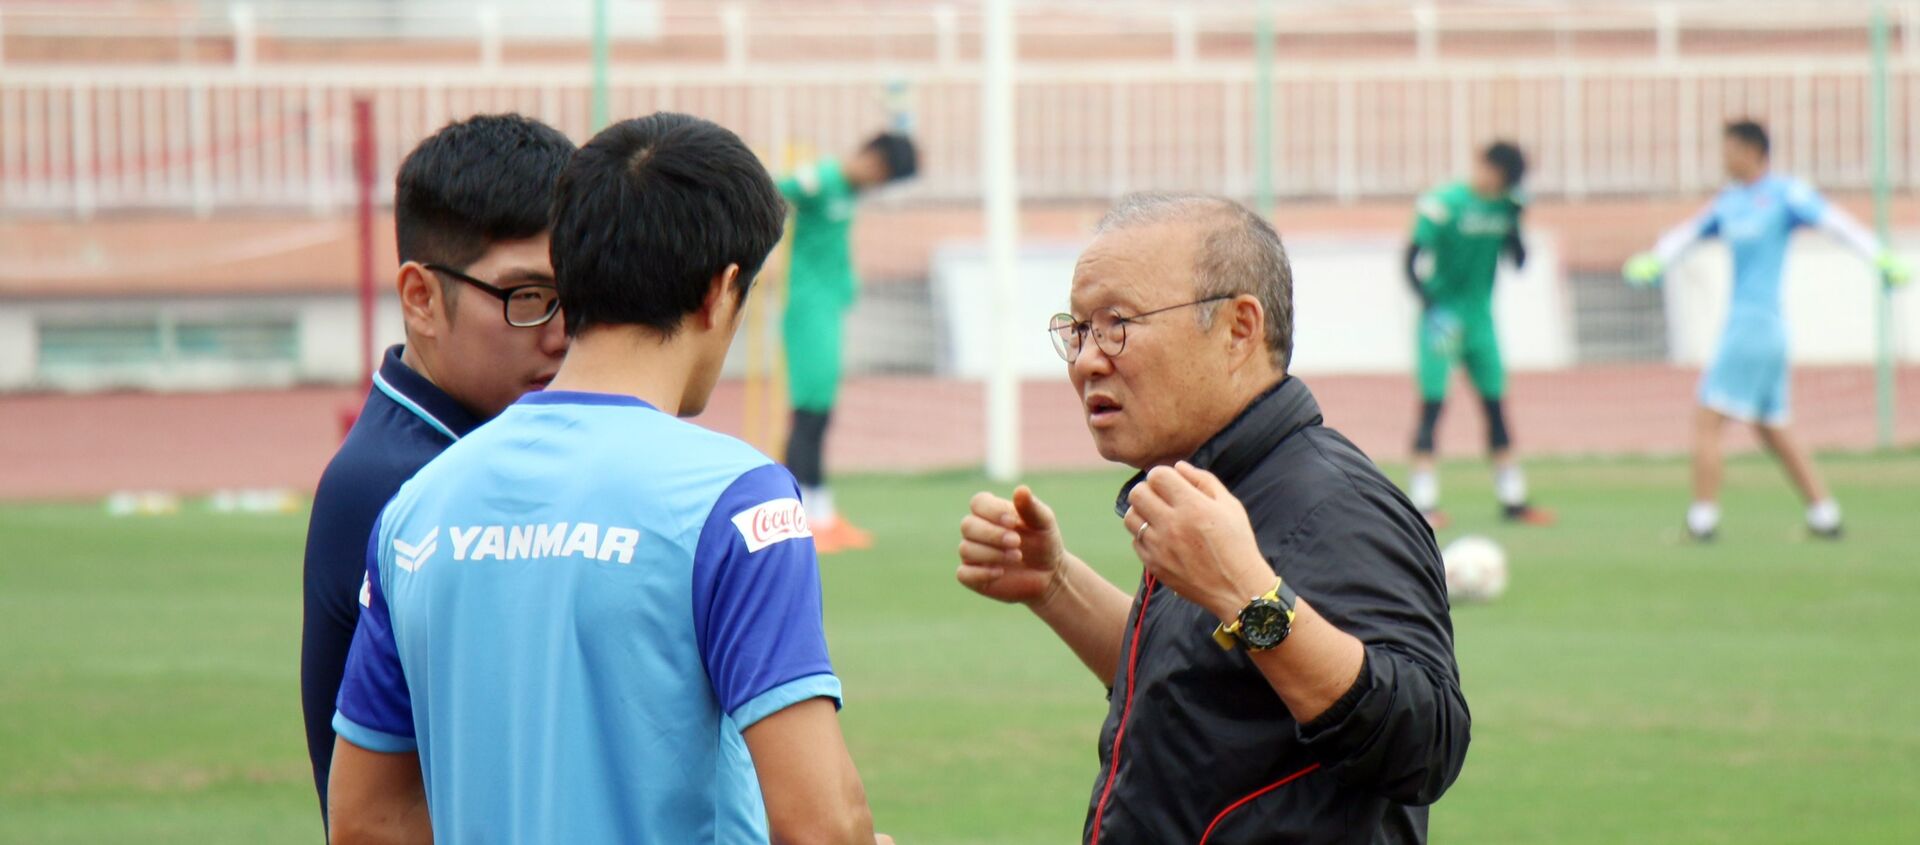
[4,2,1919,68]
[5,58,1920,216]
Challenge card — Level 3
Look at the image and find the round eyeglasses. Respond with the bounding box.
[423,263,561,328]
[1048,295,1232,363]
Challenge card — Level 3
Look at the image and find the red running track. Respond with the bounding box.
[1,365,1916,501]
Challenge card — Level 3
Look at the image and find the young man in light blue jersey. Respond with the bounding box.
[327,113,889,845]
[1626,120,1911,541]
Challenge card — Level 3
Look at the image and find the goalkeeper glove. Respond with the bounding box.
[1424,308,1464,358]
[1877,251,1912,288]
[1622,252,1664,288]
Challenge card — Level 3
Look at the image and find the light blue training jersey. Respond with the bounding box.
[333,390,840,844]
[1663,174,1857,422]
[1671,174,1834,340]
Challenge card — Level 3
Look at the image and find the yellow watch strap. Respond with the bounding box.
[1211,619,1242,650]
[1213,577,1288,651]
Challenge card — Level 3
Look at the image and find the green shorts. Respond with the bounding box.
[1416,305,1505,401]
[783,299,846,412]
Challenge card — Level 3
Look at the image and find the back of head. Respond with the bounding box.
[395,113,577,268]
[1094,192,1294,371]
[1725,119,1771,158]
[550,113,788,337]
[1482,140,1527,190]
[862,132,919,183]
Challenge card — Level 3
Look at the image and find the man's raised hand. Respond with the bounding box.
[1123,462,1273,622]
[956,486,1066,606]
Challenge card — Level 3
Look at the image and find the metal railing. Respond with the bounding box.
[1,2,1916,69]
[4,56,1916,216]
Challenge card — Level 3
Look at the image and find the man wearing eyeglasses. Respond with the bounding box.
[956,193,1468,843]
[299,113,574,827]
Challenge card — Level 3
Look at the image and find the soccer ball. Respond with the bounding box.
[1442,535,1508,604]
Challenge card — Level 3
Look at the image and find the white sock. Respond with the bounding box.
[800,485,836,525]
[1409,470,1439,512]
[1687,501,1720,536]
[1806,499,1842,532]
[1495,465,1528,507]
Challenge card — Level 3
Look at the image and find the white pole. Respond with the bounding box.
[478,6,503,70]
[722,4,748,74]
[230,4,257,71]
[983,0,1020,482]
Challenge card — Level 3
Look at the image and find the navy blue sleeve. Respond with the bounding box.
[690,463,841,729]
[299,455,389,817]
[332,516,418,753]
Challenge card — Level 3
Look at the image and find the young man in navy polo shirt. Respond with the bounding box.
[299,113,575,822]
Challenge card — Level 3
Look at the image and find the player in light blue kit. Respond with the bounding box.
[1625,120,1910,541]
[326,113,890,845]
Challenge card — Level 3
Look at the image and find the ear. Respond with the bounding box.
[698,264,745,330]
[396,262,443,341]
[1223,294,1266,370]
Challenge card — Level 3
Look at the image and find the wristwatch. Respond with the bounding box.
[1212,578,1298,652]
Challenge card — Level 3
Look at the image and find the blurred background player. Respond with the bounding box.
[778,131,918,552]
[299,113,573,822]
[1403,141,1554,529]
[1624,120,1911,542]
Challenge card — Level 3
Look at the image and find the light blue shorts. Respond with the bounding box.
[1699,330,1790,426]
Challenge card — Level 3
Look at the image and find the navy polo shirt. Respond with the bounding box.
[300,345,482,820]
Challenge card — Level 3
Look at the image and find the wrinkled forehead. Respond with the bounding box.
[1069,223,1200,316]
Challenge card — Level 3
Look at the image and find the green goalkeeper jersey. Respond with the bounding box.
[1411,180,1521,308]
[777,157,858,310]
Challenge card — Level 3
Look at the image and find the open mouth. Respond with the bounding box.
[1085,394,1123,424]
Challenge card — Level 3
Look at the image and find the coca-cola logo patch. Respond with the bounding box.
[730,498,812,553]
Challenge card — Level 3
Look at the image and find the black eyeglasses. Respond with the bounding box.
[422,263,561,328]
[1048,295,1233,363]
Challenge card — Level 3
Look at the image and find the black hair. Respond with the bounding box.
[394,113,576,271]
[863,132,919,182]
[549,112,788,337]
[1725,119,1771,157]
[1482,141,1527,190]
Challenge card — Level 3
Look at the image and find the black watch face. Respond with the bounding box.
[1238,601,1292,649]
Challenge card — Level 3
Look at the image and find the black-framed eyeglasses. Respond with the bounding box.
[1048,295,1233,363]
[422,263,561,328]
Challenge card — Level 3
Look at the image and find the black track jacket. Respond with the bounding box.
[1083,376,1469,845]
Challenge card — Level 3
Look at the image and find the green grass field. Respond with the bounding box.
[3,453,1918,844]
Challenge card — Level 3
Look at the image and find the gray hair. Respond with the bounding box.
[1094,192,1294,369]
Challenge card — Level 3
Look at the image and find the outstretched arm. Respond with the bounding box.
[1653,206,1717,265]
[1812,202,1884,261]
[1627,205,1718,285]
[1782,182,1909,283]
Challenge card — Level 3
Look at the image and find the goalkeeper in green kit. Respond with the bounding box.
[1404,141,1553,529]
[777,131,918,553]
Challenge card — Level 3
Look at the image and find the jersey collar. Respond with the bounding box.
[516,390,659,411]
[371,345,484,442]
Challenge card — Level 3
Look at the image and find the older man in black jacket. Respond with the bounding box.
[956,192,1469,844]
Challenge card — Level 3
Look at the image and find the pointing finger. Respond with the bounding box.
[1012,485,1056,531]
